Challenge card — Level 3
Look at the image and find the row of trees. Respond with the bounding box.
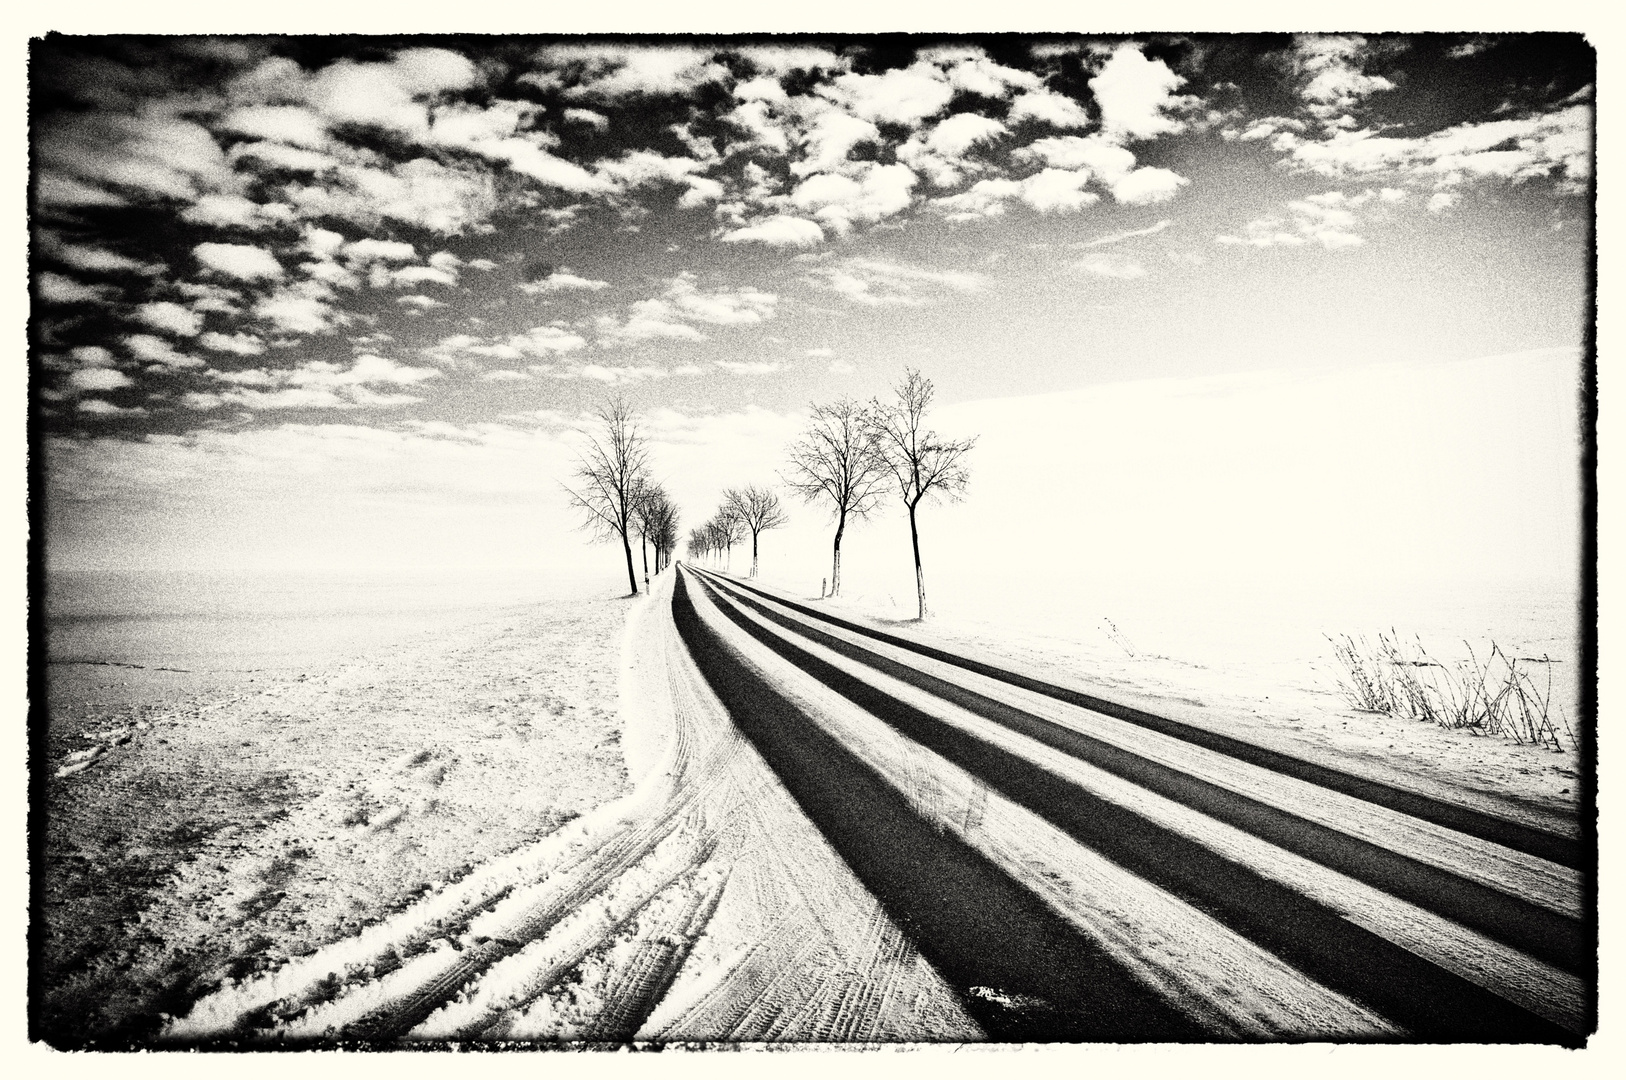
[688,485,788,577]
[785,368,973,619]
[562,399,680,596]
[566,368,974,620]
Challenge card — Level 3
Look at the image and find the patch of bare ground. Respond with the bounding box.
[37,591,635,1048]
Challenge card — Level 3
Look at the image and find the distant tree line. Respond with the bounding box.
[562,397,680,596]
[568,368,974,619]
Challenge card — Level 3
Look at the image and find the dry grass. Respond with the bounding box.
[1325,631,1572,751]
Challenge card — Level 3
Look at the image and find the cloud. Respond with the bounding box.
[181,194,295,230]
[397,294,445,310]
[807,257,986,306]
[823,63,955,127]
[345,238,418,264]
[37,113,237,206]
[219,104,331,149]
[302,48,481,140]
[68,367,135,392]
[660,273,776,325]
[286,158,501,235]
[596,274,777,345]
[1074,253,1148,278]
[124,333,204,367]
[563,108,609,129]
[1216,191,1370,249]
[1007,89,1091,129]
[1019,168,1098,212]
[1089,44,1197,143]
[1085,219,1171,246]
[532,44,730,100]
[719,215,826,248]
[794,108,883,176]
[1293,36,1395,119]
[38,272,116,304]
[805,347,834,357]
[77,398,147,416]
[517,271,610,293]
[254,280,342,335]
[42,238,164,277]
[1111,167,1190,205]
[828,359,857,374]
[789,162,918,234]
[136,301,205,336]
[201,331,267,355]
[1427,191,1459,214]
[1278,103,1589,193]
[195,242,284,281]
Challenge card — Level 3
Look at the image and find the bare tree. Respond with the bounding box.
[782,398,889,598]
[723,485,789,578]
[562,397,651,596]
[870,368,975,620]
[650,494,679,572]
[706,507,744,572]
[634,481,673,586]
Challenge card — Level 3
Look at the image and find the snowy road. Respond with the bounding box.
[156,563,1591,1045]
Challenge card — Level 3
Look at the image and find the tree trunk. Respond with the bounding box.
[908,502,926,619]
[751,530,759,578]
[641,533,650,587]
[622,531,639,596]
[831,511,846,597]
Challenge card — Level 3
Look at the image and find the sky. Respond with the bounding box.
[31,33,1593,589]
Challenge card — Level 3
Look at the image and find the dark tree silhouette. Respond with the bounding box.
[724,485,789,578]
[783,397,889,598]
[562,397,651,597]
[634,481,676,585]
[870,368,975,620]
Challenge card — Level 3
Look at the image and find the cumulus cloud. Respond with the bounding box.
[136,301,205,336]
[823,63,956,127]
[182,193,295,230]
[195,242,284,281]
[1111,166,1190,205]
[124,333,204,368]
[201,331,267,355]
[1293,36,1396,119]
[532,44,730,100]
[69,367,135,392]
[254,279,342,335]
[719,215,826,248]
[790,163,918,234]
[1089,45,1197,143]
[1007,88,1091,128]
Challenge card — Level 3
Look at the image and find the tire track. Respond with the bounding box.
[708,572,1582,868]
[701,571,1585,975]
[672,571,1208,1042]
[682,569,1579,1043]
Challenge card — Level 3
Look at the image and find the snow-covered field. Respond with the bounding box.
[38,569,638,1044]
[36,551,1587,1045]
